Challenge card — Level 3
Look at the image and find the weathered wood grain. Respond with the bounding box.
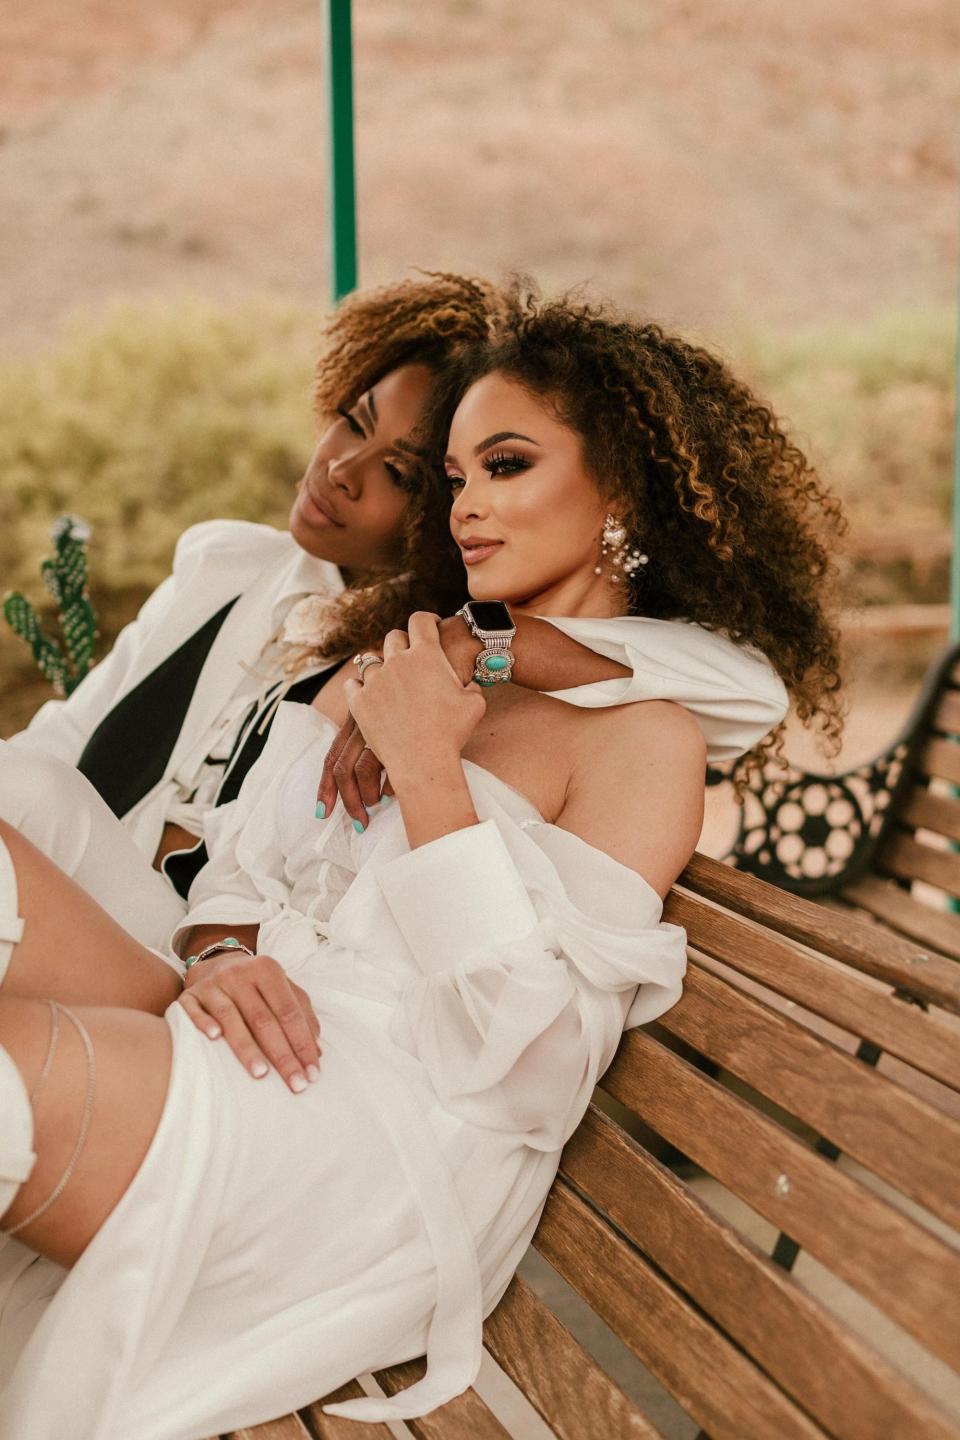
[561,1105,959,1440]
[601,1028,960,1370]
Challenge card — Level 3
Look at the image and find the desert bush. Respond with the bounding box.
[734,308,955,537]
[0,295,318,602]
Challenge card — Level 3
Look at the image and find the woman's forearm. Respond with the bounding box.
[174,921,261,961]
[438,613,630,690]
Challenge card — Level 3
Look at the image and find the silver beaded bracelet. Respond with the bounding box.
[182,935,255,975]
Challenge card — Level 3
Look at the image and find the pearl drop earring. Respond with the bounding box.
[595,513,649,581]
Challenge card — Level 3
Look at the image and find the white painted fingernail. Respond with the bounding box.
[251,1061,269,1078]
[290,1074,307,1093]
[306,1064,320,1083]
[207,1025,222,1039]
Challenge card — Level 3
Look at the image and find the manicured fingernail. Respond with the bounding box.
[306,1064,320,1083]
[352,819,365,833]
[251,1061,269,1078]
[315,801,326,820]
[379,794,393,806]
[290,1073,307,1093]
[206,1025,222,1039]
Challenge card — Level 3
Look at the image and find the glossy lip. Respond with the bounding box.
[458,535,504,566]
[302,474,345,527]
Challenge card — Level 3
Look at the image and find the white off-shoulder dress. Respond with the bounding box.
[0,696,695,1439]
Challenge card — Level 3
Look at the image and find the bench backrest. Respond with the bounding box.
[871,654,960,906]
[226,856,960,1440]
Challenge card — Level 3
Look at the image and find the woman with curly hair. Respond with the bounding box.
[0,271,783,943]
[0,291,839,1438]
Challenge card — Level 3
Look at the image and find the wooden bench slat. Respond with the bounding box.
[931,689,960,736]
[660,963,960,1229]
[225,1414,311,1439]
[602,1030,960,1371]
[561,1106,959,1440]
[840,873,960,961]
[680,853,960,1015]
[667,889,960,1090]
[879,831,960,900]
[535,1181,828,1440]
[484,1274,662,1440]
[304,1381,398,1438]
[373,1359,511,1439]
[918,736,960,787]
[899,785,960,844]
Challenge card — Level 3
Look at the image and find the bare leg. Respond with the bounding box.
[0,820,180,1013]
[0,995,171,1267]
[0,825,174,1266]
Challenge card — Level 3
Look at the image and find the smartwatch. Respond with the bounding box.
[456,601,517,686]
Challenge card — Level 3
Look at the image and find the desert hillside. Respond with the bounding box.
[0,0,956,349]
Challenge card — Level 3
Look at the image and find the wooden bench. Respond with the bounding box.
[214,851,960,1440]
[708,640,960,963]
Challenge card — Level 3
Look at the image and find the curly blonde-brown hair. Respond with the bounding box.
[416,285,847,778]
[299,272,508,658]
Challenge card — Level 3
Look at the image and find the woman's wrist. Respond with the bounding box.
[390,753,479,850]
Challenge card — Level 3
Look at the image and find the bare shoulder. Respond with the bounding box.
[559,700,707,898]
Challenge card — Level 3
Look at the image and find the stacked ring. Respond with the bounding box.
[353,652,384,682]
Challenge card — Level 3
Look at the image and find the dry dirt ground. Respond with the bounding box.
[0,0,957,351]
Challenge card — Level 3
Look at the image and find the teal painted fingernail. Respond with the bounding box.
[379,794,393,806]
[352,819,365,833]
[315,801,326,820]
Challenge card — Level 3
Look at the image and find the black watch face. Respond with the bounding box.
[466,601,513,631]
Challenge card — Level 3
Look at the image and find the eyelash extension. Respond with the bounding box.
[483,450,531,477]
[337,407,364,438]
[384,460,410,490]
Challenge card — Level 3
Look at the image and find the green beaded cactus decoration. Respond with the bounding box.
[4,515,99,696]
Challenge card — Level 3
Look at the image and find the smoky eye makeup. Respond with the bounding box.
[337,407,365,438]
[483,449,532,477]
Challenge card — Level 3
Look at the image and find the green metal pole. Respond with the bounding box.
[324,0,357,303]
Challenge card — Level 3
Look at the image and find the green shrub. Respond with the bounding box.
[0,295,319,600]
[732,308,955,534]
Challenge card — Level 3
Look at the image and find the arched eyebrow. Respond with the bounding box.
[473,430,539,455]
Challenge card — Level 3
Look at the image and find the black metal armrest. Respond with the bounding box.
[708,641,960,897]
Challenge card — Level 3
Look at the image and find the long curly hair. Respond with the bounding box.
[416,285,847,778]
[298,272,507,658]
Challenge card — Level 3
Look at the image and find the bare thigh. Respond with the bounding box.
[0,995,171,1268]
[0,819,180,1013]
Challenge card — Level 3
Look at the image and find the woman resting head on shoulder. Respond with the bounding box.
[0,288,846,1440]
[324,284,846,890]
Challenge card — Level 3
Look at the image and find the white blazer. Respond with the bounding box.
[9,521,342,853]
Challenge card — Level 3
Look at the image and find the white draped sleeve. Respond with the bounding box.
[377,815,688,1151]
[541,614,787,762]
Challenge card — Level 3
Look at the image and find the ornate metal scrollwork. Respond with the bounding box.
[708,640,960,898]
[706,744,908,896]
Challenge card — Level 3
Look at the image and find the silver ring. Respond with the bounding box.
[353,652,384,682]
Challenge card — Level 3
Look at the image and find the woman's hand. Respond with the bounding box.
[178,950,322,1093]
[315,618,482,828]
[316,687,392,832]
[346,612,486,797]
